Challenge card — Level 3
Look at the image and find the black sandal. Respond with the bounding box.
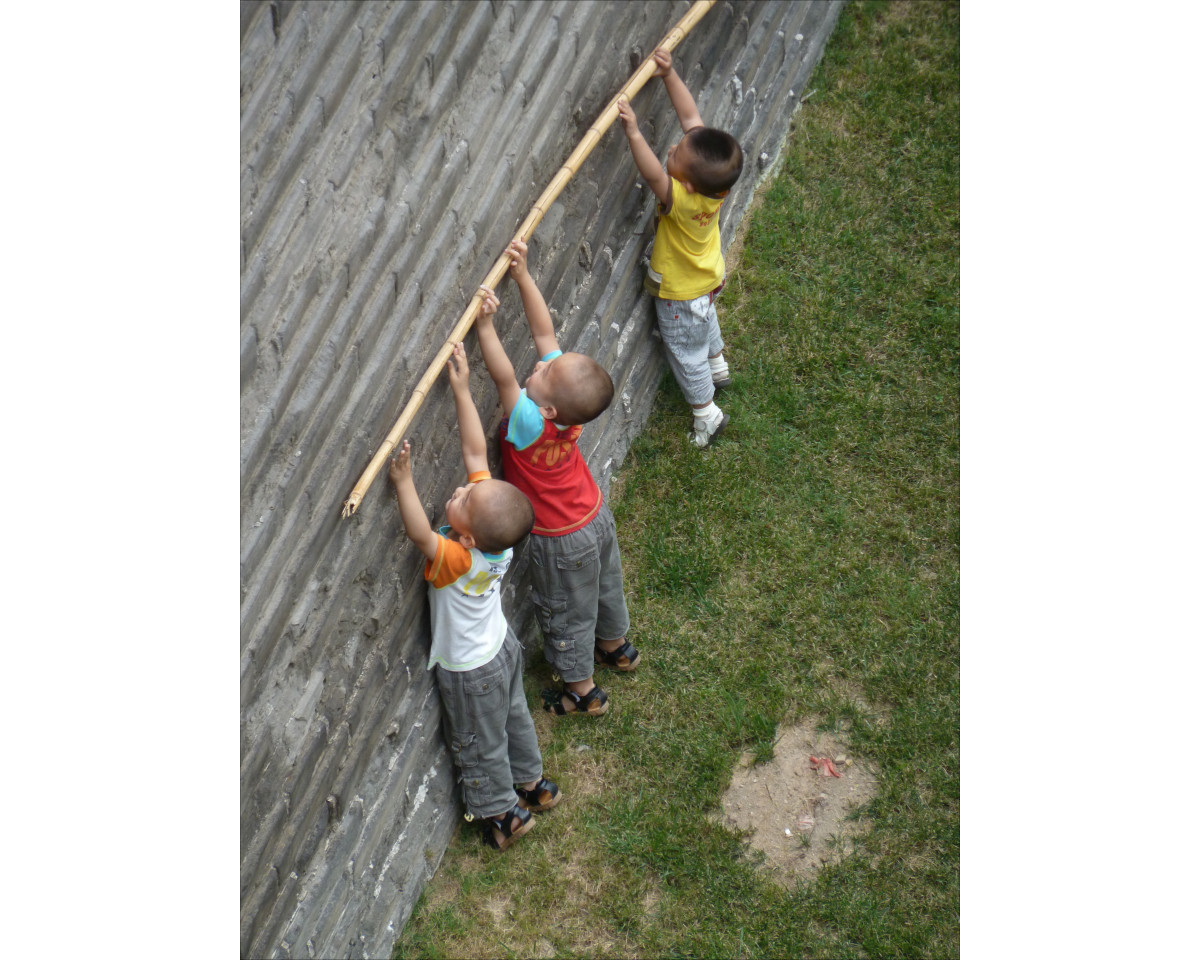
[541,684,609,716]
[515,776,561,812]
[482,803,534,850]
[594,639,640,672]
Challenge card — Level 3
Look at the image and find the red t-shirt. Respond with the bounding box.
[500,415,601,536]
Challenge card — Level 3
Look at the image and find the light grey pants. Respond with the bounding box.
[434,625,543,819]
[528,502,631,684]
[655,291,726,406]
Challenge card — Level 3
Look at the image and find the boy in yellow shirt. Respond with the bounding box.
[618,48,744,448]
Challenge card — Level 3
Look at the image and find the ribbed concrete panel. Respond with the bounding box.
[240,2,843,956]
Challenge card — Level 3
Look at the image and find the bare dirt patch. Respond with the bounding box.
[719,720,880,884]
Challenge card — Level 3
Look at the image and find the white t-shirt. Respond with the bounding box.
[425,523,512,672]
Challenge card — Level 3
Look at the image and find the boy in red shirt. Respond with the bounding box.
[474,240,637,717]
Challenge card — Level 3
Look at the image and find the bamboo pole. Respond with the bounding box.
[342,0,717,517]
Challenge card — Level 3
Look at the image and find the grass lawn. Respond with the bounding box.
[395,1,959,956]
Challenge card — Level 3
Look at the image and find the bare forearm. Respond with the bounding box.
[626,128,670,204]
[452,385,488,472]
[515,273,553,340]
[394,476,439,559]
[514,273,558,357]
[663,69,702,131]
[476,317,515,384]
[475,317,521,414]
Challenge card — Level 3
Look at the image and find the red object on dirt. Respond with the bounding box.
[809,756,842,778]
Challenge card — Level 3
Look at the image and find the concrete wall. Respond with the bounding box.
[240,1,843,956]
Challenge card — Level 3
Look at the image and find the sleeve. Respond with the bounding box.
[424,534,475,589]
[662,178,685,222]
[505,389,546,451]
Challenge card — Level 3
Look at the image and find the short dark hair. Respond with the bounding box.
[470,481,535,552]
[684,127,743,196]
[550,353,614,425]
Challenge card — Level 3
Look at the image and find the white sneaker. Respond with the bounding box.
[691,405,729,448]
[709,355,732,390]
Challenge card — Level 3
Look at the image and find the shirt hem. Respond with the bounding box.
[530,494,603,537]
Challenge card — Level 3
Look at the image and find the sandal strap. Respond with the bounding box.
[596,639,637,663]
[516,776,560,809]
[484,804,531,843]
[578,685,607,709]
[484,817,531,849]
[595,639,639,670]
[542,686,572,714]
[517,776,553,796]
[541,685,608,714]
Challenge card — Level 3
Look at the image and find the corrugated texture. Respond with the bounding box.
[240,2,843,956]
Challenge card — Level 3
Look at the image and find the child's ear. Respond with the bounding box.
[682,179,696,194]
[458,531,477,551]
[537,402,559,423]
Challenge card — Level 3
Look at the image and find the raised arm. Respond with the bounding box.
[655,48,703,132]
[388,441,440,562]
[618,97,671,207]
[445,341,487,476]
[473,286,522,417]
[505,240,559,359]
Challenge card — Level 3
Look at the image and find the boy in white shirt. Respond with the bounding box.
[389,342,559,850]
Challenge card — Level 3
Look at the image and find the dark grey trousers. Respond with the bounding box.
[528,501,631,683]
[434,625,543,819]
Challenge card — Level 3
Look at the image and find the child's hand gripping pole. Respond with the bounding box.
[341,260,512,518]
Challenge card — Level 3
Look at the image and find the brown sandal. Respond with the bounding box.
[541,684,609,716]
[515,776,561,812]
[594,639,640,672]
[483,803,535,850]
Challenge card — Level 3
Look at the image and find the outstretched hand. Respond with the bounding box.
[506,239,529,280]
[477,285,499,321]
[388,440,412,486]
[446,341,469,392]
[617,97,638,138]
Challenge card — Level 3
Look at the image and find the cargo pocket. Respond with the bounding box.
[530,588,565,640]
[555,545,598,595]
[532,589,576,674]
[461,770,492,810]
[448,731,479,773]
[556,545,597,573]
[448,731,492,810]
[463,665,507,726]
[463,668,503,696]
[543,633,578,675]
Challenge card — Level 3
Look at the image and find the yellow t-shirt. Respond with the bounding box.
[645,178,725,301]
